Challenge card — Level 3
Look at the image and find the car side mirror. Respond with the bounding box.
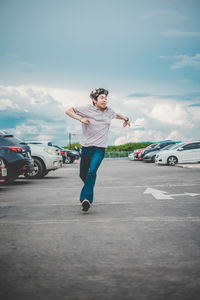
[177,147,183,151]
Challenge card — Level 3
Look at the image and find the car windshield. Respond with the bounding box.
[161,144,176,151]
[148,144,157,149]
[53,145,62,150]
[170,143,185,150]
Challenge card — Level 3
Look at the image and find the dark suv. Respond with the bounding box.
[65,149,80,164]
[53,145,80,164]
[0,131,34,183]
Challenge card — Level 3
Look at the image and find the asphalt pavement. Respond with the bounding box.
[0,160,200,300]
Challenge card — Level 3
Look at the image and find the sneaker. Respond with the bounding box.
[82,199,90,211]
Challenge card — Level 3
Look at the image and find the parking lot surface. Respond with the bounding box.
[0,160,200,300]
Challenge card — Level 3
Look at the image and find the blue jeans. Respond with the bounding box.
[80,146,105,203]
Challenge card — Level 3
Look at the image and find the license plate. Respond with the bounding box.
[1,168,7,177]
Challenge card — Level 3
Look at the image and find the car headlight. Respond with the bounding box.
[44,147,57,155]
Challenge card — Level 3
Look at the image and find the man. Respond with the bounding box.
[65,88,130,212]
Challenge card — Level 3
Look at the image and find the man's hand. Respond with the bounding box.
[123,120,131,127]
[116,113,131,127]
[80,117,90,125]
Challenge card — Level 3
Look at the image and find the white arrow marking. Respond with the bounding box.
[170,193,199,197]
[144,188,173,199]
[144,188,200,200]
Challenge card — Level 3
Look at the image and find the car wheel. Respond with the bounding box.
[65,155,72,164]
[167,156,178,166]
[152,155,156,163]
[25,158,45,178]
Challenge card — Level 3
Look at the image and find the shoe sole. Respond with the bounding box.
[82,200,90,211]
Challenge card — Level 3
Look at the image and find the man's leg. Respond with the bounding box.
[79,147,92,183]
[80,147,105,204]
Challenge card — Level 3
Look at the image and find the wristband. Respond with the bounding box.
[125,117,129,122]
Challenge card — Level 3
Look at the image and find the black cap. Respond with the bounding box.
[90,88,109,99]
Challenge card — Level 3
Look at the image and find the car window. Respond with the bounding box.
[182,143,200,150]
[150,144,158,148]
[28,142,43,145]
[161,144,175,151]
[154,143,167,150]
[147,144,158,149]
[171,143,184,150]
[0,136,24,146]
[159,144,167,148]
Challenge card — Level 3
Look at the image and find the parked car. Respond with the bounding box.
[52,145,67,163]
[53,145,80,164]
[0,157,7,183]
[128,152,135,161]
[143,142,180,163]
[138,143,158,160]
[64,149,80,164]
[26,140,54,147]
[25,143,62,179]
[128,148,144,161]
[128,148,144,160]
[0,131,34,183]
[139,141,176,160]
[26,140,79,164]
[155,141,200,165]
[26,140,63,156]
[135,149,143,159]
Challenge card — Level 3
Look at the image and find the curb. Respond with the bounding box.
[176,164,200,169]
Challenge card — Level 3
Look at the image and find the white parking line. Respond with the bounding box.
[4,183,198,191]
[0,216,200,226]
[0,202,135,208]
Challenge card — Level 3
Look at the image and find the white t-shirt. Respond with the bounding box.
[74,104,116,148]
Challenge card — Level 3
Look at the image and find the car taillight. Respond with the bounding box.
[8,146,26,153]
[60,151,65,155]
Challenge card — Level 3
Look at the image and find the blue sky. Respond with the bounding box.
[0,0,200,146]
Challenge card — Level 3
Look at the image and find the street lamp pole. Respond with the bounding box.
[69,133,71,149]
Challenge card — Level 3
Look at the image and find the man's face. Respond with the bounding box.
[94,94,107,109]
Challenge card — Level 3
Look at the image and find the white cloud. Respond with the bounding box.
[114,130,164,145]
[172,54,200,70]
[27,85,89,110]
[160,53,200,70]
[187,106,200,122]
[166,130,184,141]
[141,10,186,21]
[161,30,200,37]
[124,96,192,127]
[148,102,192,126]
[1,84,200,146]
[0,98,18,110]
[13,124,39,136]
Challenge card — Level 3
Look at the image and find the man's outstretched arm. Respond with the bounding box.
[116,113,131,127]
[65,107,89,125]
